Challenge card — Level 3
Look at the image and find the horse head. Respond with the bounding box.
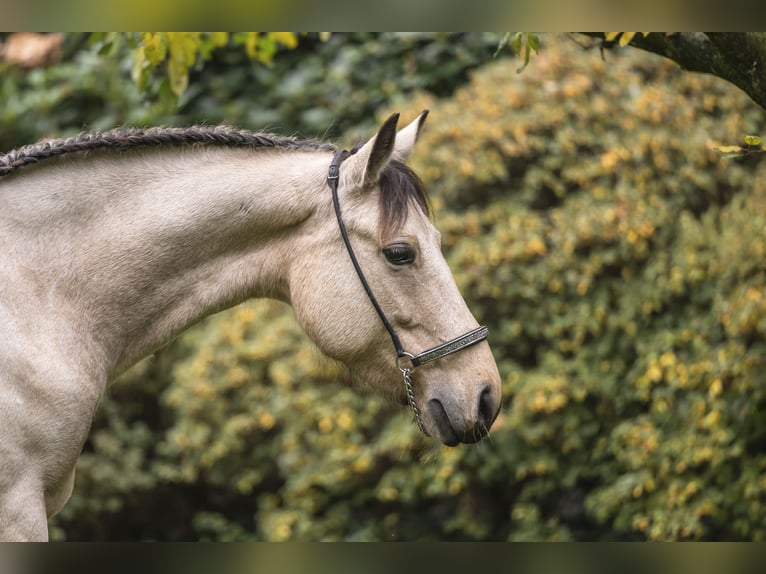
[290,112,502,445]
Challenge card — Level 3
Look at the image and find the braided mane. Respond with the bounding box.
[0,125,337,178]
[0,124,429,235]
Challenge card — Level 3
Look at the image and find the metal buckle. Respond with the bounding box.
[396,352,416,373]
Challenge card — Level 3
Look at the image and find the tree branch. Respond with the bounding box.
[580,33,766,111]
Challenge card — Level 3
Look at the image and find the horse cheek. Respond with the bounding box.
[289,259,372,364]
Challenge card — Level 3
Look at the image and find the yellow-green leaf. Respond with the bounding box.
[167,32,200,67]
[603,32,648,46]
[243,32,260,59]
[168,54,189,96]
[714,145,744,153]
[510,32,523,53]
[142,32,167,66]
[619,33,637,46]
[209,32,228,47]
[269,32,298,50]
[256,36,277,64]
[744,135,762,146]
[528,32,540,52]
[131,46,148,87]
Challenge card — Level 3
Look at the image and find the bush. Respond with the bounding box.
[0,32,502,152]
[49,35,766,540]
[403,36,766,540]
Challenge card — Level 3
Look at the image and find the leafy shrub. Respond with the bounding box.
[0,32,502,153]
[403,36,766,540]
[49,35,766,540]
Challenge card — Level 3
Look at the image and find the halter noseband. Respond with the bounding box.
[327,149,488,434]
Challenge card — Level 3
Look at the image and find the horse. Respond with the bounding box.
[0,111,501,541]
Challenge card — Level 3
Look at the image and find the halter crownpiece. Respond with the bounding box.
[327,149,489,434]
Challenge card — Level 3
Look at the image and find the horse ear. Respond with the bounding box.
[344,112,400,190]
[392,110,428,164]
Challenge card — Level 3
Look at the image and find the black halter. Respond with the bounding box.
[327,149,488,431]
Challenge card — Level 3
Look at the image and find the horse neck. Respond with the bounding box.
[3,146,331,378]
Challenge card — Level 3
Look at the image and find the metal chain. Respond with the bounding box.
[400,367,426,434]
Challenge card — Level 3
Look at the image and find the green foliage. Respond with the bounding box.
[0,32,502,153]
[24,34,766,540]
[128,32,299,98]
[495,32,540,73]
[401,37,766,540]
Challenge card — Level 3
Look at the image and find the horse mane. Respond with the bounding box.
[0,125,337,178]
[0,124,429,232]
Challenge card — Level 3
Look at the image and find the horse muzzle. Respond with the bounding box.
[424,382,501,446]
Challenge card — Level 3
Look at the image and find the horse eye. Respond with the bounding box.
[383,244,416,266]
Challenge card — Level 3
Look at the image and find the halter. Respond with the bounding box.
[327,149,489,434]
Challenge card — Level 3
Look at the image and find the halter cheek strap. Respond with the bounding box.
[327,149,488,434]
[329,149,406,357]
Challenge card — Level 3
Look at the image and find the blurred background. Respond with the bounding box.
[3,32,766,541]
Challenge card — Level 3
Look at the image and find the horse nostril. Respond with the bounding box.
[427,399,460,447]
[428,386,500,445]
[478,385,498,429]
[459,387,498,444]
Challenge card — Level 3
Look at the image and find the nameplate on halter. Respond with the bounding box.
[411,326,489,368]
